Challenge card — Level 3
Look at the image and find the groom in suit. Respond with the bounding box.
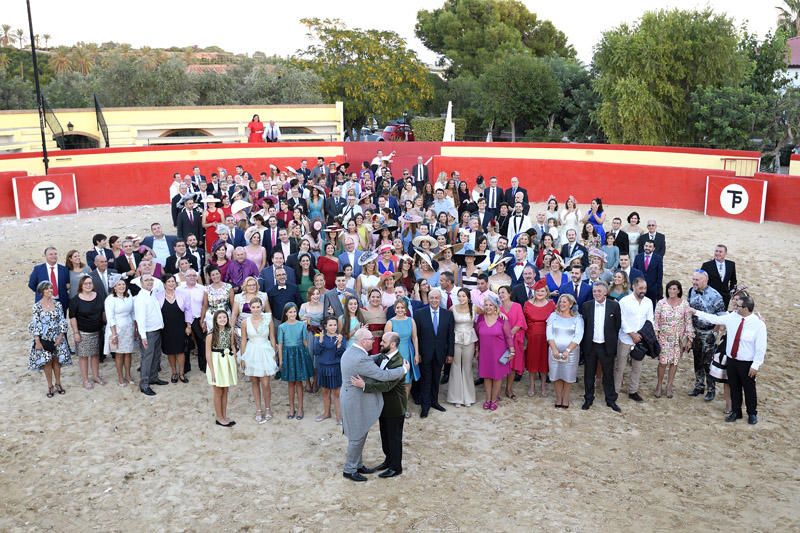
[633,241,663,308]
[414,289,454,418]
[340,328,408,482]
[29,246,70,313]
[580,281,622,412]
[701,244,737,309]
[323,272,357,318]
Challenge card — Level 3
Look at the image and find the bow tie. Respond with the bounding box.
[516,262,524,266]
[278,286,286,290]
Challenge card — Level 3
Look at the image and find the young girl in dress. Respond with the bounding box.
[314,317,346,424]
[206,310,238,427]
[339,295,363,347]
[278,303,314,420]
[239,299,278,424]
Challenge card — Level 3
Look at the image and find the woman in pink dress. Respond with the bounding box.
[244,228,266,270]
[523,279,556,396]
[475,292,515,411]
[247,114,264,143]
[498,286,526,400]
[653,280,694,399]
[202,197,223,252]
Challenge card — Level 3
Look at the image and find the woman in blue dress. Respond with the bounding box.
[385,298,420,418]
[278,303,314,420]
[583,197,607,246]
[308,186,325,222]
[299,287,325,393]
[545,254,568,302]
[314,317,346,424]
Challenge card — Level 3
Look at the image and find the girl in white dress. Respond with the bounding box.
[559,195,582,244]
[239,298,277,424]
[623,211,643,258]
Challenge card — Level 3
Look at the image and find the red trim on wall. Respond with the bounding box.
[441,142,760,158]
[0,170,29,217]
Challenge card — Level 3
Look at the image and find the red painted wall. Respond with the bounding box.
[0,170,28,217]
[430,155,736,212]
[344,141,443,177]
[755,172,800,224]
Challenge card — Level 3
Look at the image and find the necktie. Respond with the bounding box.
[730,317,745,359]
[49,266,58,296]
[446,292,452,309]
[271,230,276,247]
[718,262,724,277]
[188,210,193,223]
[128,255,135,272]
[527,287,533,298]
[432,309,439,334]
[574,283,579,295]
[644,255,651,271]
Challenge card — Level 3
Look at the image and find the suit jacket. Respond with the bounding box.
[230,227,247,248]
[414,305,454,365]
[633,252,664,301]
[258,265,297,293]
[503,186,528,206]
[484,186,504,211]
[267,240,298,265]
[386,298,425,319]
[176,208,203,242]
[362,351,407,418]
[141,235,177,257]
[580,298,622,356]
[85,248,115,270]
[508,261,537,285]
[113,252,143,278]
[267,284,301,319]
[89,269,112,301]
[559,279,593,310]
[411,163,429,186]
[261,227,281,256]
[476,210,492,230]
[642,232,666,258]
[338,250,364,278]
[701,259,737,307]
[340,343,406,439]
[28,263,70,309]
[610,230,630,259]
[164,253,199,275]
[560,242,589,268]
[322,287,357,317]
[324,196,346,225]
[624,267,645,284]
[511,283,534,306]
[170,193,184,227]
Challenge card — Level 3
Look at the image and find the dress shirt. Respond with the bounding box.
[151,237,170,267]
[188,247,202,269]
[432,198,456,216]
[225,259,259,287]
[430,306,440,334]
[134,288,164,336]
[618,294,654,345]
[715,260,725,278]
[593,300,606,343]
[488,187,498,209]
[693,311,767,370]
[132,277,165,303]
[441,286,460,309]
[177,284,205,323]
[513,264,525,279]
[470,288,488,310]
[280,241,292,259]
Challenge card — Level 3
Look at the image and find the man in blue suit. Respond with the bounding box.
[141,222,177,268]
[386,286,425,319]
[618,254,644,286]
[225,214,247,248]
[338,236,364,278]
[258,251,296,292]
[85,233,115,270]
[559,264,592,311]
[632,240,663,308]
[29,247,70,313]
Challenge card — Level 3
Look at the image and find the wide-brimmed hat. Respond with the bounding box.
[125,233,141,242]
[412,235,438,249]
[415,249,439,271]
[567,250,584,263]
[285,165,297,174]
[372,222,396,235]
[202,195,220,204]
[244,226,261,242]
[433,243,463,261]
[376,270,402,289]
[453,249,486,266]
[377,243,394,255]
[358,250,378,266]
[588,248,607,263]
[231,199,252,214]
[487,255,512,272]
[400,212,423,224]
[325,224,343,234]
[358,191,373,204]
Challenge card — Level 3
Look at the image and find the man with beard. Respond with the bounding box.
[351,331,407,478]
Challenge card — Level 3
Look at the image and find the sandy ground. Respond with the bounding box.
[0,203,798,532]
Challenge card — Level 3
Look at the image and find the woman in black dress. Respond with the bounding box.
[161,274,189,383]
[69,275,105,389]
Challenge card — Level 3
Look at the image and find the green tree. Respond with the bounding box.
[690,86,774,150]
[191,71,239,105]
[739,31,789,95]
[415,0,574,78]
[479,53,561,141]
[297,18,432,132]
[0,68,34,109]
[0,24,14,47]
[777,0,800,37]
[44,71,93,108]
[240,64,323,105]
[594,9,747,145]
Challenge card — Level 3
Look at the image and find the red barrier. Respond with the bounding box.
[344,141,443,178]
[0,170,28,217]
[12,173,78,219]
[755,172,800,224]
[704,175,767,223]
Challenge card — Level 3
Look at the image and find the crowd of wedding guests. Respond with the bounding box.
[27,153,768,431]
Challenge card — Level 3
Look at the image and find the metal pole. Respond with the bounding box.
[26,0,49,173]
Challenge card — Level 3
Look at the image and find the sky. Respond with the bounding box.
[2,0,780,65]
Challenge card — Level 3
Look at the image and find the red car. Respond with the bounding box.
[381,123,414,142]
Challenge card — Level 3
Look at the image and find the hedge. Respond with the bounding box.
[411,117,466,141]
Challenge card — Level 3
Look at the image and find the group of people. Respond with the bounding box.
[26,154,769,480]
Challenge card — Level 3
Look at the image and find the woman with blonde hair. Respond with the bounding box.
[546,293,584,409]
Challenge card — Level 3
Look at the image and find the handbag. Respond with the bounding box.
[39,338,57,353]
[709,351,728,381]
[498,349,511,365]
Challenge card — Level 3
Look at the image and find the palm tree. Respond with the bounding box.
[777,0,800,37]
[0,53,9,71]
[14,28,25,50]
[49,47,73,74]
[42,33,50,48]
[70,46,93,75]
[1,24,14,47]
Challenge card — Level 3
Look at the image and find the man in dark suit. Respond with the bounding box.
[267,268,301,329]
[633,241,663,307]
[560,229,589,268]
[386,286,425,320]
[701,244,737,309]
[259,251,296,292]
[29,246,70,313]
[608,218,629,259]
[262,216,282,260]
[642,219,666,258]
[170,183,189,227]
[86,233,115,270]
[272,229,299,266]
[89,254,113,361]
[508,246,537,286]
[618,254,644,284]
[503,176,528,206]
[185,234,205,277]
[224,214,247,248]
[511,266,541,305]
[323,272,358,318]
[484,176,504,216]
[324,186,346,225]
[176,197,203,243]
[580,281,622,412]
[352,331,408,478]
[113,239,143,283]
[559,265,593,310]
[413,289,454,418]
[338,237,364,278]
[411,156,429,192]
[164,240,199,275]
[475,198,492,230]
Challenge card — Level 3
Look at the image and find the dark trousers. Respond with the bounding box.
[98,320,107,362]
[584,342,617,403]
[378,415,405,471]
[727,359,758,416]
[692,329,716,392]
[419,357,443,410]
[184,317,207,373]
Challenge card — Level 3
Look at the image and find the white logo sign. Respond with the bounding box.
[31,181,62,211]
[720,184,748,215]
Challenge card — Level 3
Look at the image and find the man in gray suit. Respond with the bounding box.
[340,328,408,482]
[323,271,357,318]
[89,254,115,361]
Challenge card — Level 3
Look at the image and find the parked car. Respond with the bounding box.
[381,122,414,142]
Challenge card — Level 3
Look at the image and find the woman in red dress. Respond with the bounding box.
[247,114,264,143]
[317,242,340,290]
[523,279,556,397]
[202,196,223,252]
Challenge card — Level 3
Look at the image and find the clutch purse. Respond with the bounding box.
[39,338,57,353]
[498,350,511,365]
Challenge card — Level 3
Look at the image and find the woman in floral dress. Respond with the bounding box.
[654,280,694,399]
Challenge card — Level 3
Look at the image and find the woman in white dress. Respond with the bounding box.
[623,211,644,258]
[448,289,477,407]
[239,298,277,423]
[559,195,582,244]
[104,279,137,386]
[355,253,380,306]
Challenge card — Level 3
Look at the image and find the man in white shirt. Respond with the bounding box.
[506,201,531,241]
[263,120,281,142]
[340,192,362,226]
[485,176,502,214]
[615,277,653,403]
[134,275,166,395]
[177,269,207,377]
[131,260,165,302]
[691,293,767,424]
[370,149,395,170]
